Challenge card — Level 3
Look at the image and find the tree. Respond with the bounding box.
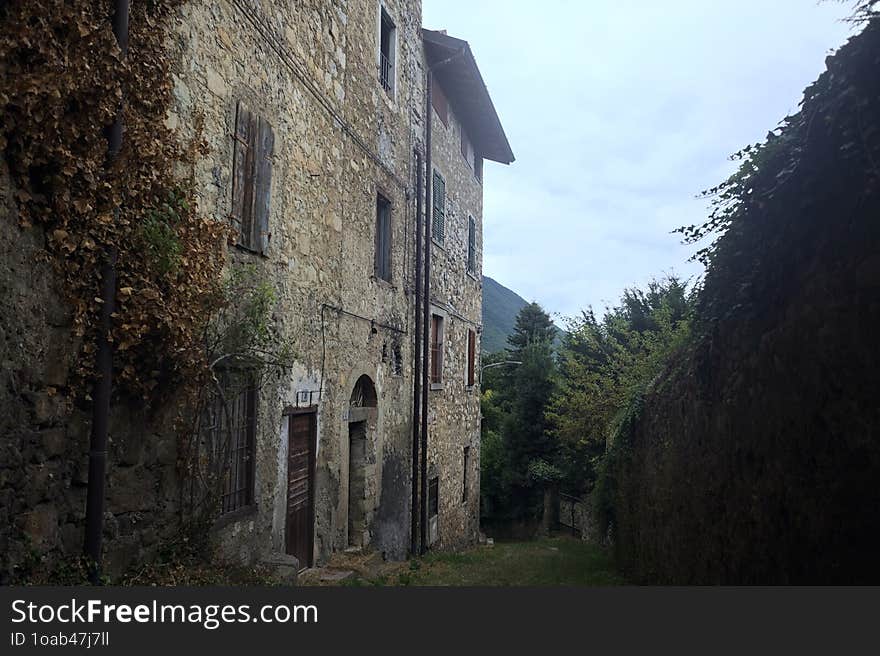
[507,302,556,352]
[547,276,692,496]
[482,302,559,522]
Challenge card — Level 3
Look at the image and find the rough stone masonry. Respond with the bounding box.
[0,0,513,581]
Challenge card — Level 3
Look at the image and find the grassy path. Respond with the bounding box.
[343,535,624,586]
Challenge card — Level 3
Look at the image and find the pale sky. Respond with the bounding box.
[423,0,860,322]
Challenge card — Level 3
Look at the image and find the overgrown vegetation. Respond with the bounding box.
[595,12,880,582]
[1,0,231,401]
[327,537,624,587]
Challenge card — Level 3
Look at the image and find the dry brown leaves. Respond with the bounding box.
[1,0,230,402]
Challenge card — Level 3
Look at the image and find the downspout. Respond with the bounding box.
[420,70,433,554]
[410,149,423,557]
[84,0,129,584]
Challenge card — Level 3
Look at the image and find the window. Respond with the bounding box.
[231,100,273,254]
[430,314,444,386]
[460,128,474,169]
[431,75,448,126]
[432,171,445,245]
[428,477,439,518]
[462,446,470,502]
[206,370,257,515]
[375,193,392,282]
[378,9,395,96]
[467,216,476,275]
[392,342,403,376]
[467,329,476,387]
[474,155,483,183]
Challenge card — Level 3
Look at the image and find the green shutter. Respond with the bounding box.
[432,172,445,245]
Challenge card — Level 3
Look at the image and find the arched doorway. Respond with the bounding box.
[348,375,377,548]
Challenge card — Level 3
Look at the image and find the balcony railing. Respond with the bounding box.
[379,51,393,94]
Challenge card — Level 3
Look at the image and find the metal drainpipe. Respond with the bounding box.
[420,70,433,555]
[410,149,423,557]
[84,0,129,585]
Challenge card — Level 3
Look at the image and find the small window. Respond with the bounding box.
[467,216,476,275]
[460,128,474,169]
[467,329,476,387]
[462,446,470,502]
[392,342,403,376]
[431,75,448,127]
[378,9,396,96]
[375,193,392,282]
[206,370,257,515]
[432,171,445,245]
[474,156,483,183]
[428,477,439,518]
[231,101,273,254]
[430,314,444,385]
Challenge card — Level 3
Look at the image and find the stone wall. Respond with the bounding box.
[606,22,880,584]
[166,0,426,565]
[0,161,179,582]
[2,0,490,579]
[424,88,484,550]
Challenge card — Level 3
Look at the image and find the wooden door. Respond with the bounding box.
[286,412,315,569]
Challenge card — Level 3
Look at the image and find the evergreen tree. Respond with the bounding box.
[507,302,556,353]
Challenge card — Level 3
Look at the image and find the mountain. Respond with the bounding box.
[481,276,564,354]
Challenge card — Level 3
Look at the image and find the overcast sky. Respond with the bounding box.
[423,0,859,323]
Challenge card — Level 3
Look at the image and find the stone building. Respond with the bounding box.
[0,0,512,579]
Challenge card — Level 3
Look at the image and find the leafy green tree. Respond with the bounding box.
[547,277,692,496]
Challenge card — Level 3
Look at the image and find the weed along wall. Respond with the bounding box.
[602,22,880,584]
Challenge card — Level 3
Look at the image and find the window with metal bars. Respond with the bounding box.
[467,215,476,274]
[430,314,444,385]
[231,100,273,254]
[378,9,395,96]
[432,171,445,245]
[375,193,392,282]
[207,371,257,515]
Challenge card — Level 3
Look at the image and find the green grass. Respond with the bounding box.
[381,535,624,586]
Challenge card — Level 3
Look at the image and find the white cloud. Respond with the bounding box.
[424,0,857,317]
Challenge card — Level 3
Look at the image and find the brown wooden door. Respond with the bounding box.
[286,412,315,569]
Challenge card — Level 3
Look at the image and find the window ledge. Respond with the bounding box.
[212,504,258,531]
[371,275,397,291]
[233,243,267,258]
[466,271,479,282]
[430,382,444,391]
[431,238,446,251]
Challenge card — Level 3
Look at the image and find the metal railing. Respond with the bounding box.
[379,52,393,94]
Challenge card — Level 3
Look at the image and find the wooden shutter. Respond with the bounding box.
[432,172,445,245]
[254,116,274,255]
[467,217,476,273]
[467,329,475,387]
[431,315,443,384]
[375,195,392,281]
[231,101,255,244]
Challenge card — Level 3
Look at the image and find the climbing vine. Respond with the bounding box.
[1,0,229,402]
